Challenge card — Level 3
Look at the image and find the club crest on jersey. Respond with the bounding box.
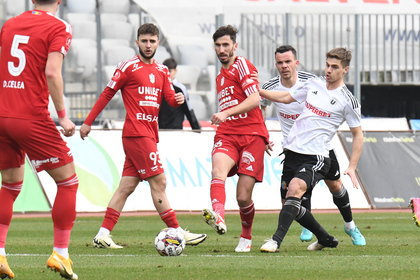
[330,98,338,105]
[149,73,155,84]
[221,77,225,86]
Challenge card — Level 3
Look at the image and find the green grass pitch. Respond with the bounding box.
[5,211,419,279]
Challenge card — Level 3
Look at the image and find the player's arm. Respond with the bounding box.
[211,91,260,125]
[46,51,76,137]
[344,126,363,188]
[80,87,117,139]
[259,89,296,104]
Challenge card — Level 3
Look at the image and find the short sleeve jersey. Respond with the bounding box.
[285,76,361,157]
[106,57,177,142]
[215,56,269,143]
[0,10,72,120]
[261,71,316,146]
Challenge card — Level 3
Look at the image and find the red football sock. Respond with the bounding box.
[210,179,226,218]
[102,207,121,231]
[159,209,179,228]
[0,181,22,247]
[239,201,255,240]
[52,174,78,248]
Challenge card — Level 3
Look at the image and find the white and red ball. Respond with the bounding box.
[154,228,185,256]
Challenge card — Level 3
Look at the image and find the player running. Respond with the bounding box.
[80,23,207,249]
[260,45,365,246]
[259,47,364,253]
[202,25,271,252]
[0,0,78,279]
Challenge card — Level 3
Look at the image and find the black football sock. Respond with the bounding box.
[272,197,301,245]
[332,185,353,223]
[295,206,329,240]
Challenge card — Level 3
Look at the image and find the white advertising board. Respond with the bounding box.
[38,129,369,212]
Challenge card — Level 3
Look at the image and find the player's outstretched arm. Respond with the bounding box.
[344,126,363,188]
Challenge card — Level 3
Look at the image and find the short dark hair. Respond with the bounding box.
[212,25,238,43]
[326,47,352,68]
[35,0,57,4]
[275,45,297,59]
[137,23,159,39]
[162,58,177,70]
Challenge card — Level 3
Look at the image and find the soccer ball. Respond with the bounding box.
[154,228,185,256]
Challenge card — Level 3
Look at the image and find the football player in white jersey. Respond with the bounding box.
[259,47,364,253]
[260,46,365,246]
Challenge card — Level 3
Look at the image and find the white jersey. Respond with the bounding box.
[284,76,361,157]
[261,71,316,146]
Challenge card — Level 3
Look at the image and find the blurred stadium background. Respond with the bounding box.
[1,0,419,128]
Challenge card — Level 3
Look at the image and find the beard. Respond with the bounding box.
[139,48,156,60]
[218,50,235,64]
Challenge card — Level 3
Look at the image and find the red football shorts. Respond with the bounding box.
[0,117,73,172]
[212,134,266,182]
[121,136,164,180]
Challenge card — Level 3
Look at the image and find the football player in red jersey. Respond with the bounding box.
[0,0,78,279]
[202,25,272,253]
[80,23,207,249]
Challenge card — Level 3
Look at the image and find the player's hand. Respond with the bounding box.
[58,116,76,137]
[344,167,359,189]
[211,111,228,125]
[80,123,92,140]
[251,72,260,87]
[265,141,274,156]
[175,92,184,104]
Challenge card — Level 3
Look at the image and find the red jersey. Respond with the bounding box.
[0,10,72,120]
[215,56,269,143]
[84,57,178,142]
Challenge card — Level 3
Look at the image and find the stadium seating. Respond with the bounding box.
[154,46,171,64]
[72,20,97,40]
[66,12,95,25]
[104,46,136,67]
[101,21,134,41]
[67,0,96,13]
[100,0,130,14]
[176,65,201,92]
[5,0,32,18]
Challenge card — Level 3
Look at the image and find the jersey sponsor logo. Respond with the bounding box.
[3,80,25,89]
[220,99,238,110]
[138,86,161,96]
[305,101,331,117]
[149,73,155,83]
[136,113,158,122]
[225,113,248,121]
[279,112,300,120]
[139,100,159,108]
